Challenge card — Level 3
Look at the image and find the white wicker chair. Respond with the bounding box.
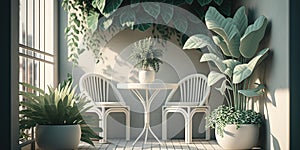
[162,73,211,143]
[79,73,130,143]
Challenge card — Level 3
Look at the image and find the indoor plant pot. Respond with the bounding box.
[19,78,102,149]
[138,69,155,83]
[129,37,164,83]
[183,6,270,149]
[36,124,81,150]
[215,124,259,149]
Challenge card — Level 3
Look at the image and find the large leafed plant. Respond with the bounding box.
[19,79,102,146]
[183,6,270,135]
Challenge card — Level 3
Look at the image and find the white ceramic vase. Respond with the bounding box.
[215,124,259,149]
[138,70,155,83]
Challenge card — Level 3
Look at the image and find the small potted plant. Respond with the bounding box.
[19,78,101,149]
[129,37,164,83]
[183,6,270,149]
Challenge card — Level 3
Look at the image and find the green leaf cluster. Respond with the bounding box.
[183,6,270,111]
[128,37,164,72]
[19,79,101,146]
[206,105,263,137]
[183,6,269,136]
[62,0,230,65]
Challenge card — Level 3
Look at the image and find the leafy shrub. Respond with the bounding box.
[206,105,263,137]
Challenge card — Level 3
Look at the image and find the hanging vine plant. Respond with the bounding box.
[62,0,232,65]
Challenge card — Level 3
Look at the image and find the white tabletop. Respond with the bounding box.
[117,83,178,90]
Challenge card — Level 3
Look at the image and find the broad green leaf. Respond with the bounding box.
[98,16,113,30]
[20,82,45,94]
[197,0,212,6]
[183,34,212,49]
[208,71,226,86]
[240,16,268,58]
[205,7,241,58]
[160,4,173,24]
[233,6,248,35]
[142,2,160,19]
[119,9,136,27]
[212,35,231,56]
[136,11,153,24]
[222,59,241,77]
[87,11,100,33]
[200,53,226,73]
[102,0,123,18]
[20,101,42,112]
[92,0,106,15]
[214,0,223,6]
[183,34,223,58]
[233,48,269,84]
[173,13,188,33]
[215,79,227,95]
[238,84,265,97]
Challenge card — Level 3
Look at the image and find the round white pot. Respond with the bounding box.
[215,124,259,149]
[36,124,81,150]
[139,70,155,83]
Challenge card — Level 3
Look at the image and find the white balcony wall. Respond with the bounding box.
[235,0,290,150]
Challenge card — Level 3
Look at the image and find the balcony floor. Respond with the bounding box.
[78,139,222,150]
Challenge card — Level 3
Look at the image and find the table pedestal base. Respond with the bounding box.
[132,123,162,146]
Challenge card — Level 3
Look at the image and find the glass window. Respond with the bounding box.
[18,0,57,147]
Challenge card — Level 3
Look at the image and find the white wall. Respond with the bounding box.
[235,1,290,149]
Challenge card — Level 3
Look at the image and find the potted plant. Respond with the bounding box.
[129,37,164,83]
[19,78,101,149]
[183,6,270,149]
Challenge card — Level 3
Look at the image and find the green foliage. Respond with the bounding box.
[19,79,101,146]
[206,105,263,137]
[184,6,270,136]
[62,0,231,65]
[183,6,270,111]
[128,37,164,72]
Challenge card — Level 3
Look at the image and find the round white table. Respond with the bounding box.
[117,83,178,146]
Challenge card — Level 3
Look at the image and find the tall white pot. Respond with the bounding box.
[215,124,259,149]
[138,70,155,83]
[36,124,81,150]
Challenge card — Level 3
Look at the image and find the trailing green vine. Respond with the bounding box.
[62,0,232,64]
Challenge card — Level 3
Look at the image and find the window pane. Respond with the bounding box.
[18,0,56,146]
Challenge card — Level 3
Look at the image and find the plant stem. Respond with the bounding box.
[226,88,232,107]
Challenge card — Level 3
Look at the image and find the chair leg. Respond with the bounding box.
[99,117,104,143]
[205,108,210,140]
[126,110,130,141]
[162,110,167,140]
[187,117,192,143]
[103,115,107,143]
[184,116,189,143]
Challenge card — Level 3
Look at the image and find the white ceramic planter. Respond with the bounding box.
[138,70,155,83]
[36,124,81,150]
[215,124,259,149]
